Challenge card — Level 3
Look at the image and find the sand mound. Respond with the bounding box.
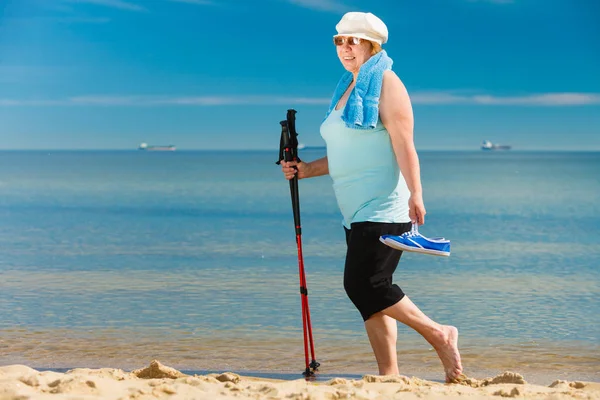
[131,359,187,379]
[459,371,527,387]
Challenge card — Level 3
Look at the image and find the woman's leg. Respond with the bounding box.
[344,222,462,381]
[380,296,463,382]
[364,312,399,375]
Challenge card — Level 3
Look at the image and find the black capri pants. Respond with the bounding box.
[343,221,412,321]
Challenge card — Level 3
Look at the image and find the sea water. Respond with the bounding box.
[1,150,598,384]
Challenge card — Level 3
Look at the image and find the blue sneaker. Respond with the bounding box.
[379,224,451,257]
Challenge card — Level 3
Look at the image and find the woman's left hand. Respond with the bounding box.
[408,193,426,225]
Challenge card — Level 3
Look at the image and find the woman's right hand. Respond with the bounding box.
[281,160,310,180]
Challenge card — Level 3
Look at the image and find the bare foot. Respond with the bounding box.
[431,325,463,383]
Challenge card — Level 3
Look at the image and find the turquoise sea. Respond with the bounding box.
[1,150,599,384]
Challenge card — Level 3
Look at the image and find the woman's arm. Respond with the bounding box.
[281,156,329,180]
[379,70,426,224]
[305,156,329,178]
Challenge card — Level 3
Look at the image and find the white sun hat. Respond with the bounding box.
[334,12,389,45]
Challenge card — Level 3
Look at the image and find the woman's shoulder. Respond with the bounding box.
[381,70,409,101]
[382,70,405,90]
[379,70,411,119]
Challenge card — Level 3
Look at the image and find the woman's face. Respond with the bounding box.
[334,36,373,74]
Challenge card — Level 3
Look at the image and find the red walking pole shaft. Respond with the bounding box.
[297,234,316,363]
[296,232,310,373]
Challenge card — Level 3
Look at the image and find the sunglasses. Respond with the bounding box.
[333,36,364,46]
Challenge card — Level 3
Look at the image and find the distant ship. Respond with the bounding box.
[481,140,511,151]
[138,143,176,151]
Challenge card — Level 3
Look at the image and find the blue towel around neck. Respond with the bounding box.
[324,50,393,130]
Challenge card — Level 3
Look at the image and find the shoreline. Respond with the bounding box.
[1,360,599,400]
[14,366,600,389]
[3,328,599,387]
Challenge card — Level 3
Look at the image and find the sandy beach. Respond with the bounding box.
[1,360,598,400]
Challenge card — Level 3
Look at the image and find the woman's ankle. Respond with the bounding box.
[378,365,399,376]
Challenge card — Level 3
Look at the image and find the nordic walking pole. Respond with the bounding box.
[276,109,320,377]
[278,119,311,376]
[286,110,320,374]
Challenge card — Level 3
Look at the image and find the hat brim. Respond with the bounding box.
[333,33,384,45]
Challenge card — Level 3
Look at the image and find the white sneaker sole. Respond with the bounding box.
[379,237,450,257]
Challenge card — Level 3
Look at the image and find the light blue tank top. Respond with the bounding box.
[320,107,411,229]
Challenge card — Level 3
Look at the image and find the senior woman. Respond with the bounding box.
[280,12,463,383]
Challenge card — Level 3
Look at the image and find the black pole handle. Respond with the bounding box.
[287,109,299,161]
[276,112,302,235]
[276,121,291,165]
[277,109,301,165]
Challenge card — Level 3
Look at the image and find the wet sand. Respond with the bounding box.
[2,328,599,386]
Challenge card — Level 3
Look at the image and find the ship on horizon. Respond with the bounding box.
[481,140,511,151]
[138,143,176,151]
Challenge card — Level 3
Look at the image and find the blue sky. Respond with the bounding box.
[1,0,599,150]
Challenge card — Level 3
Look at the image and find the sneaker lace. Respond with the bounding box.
[400,223,419,238]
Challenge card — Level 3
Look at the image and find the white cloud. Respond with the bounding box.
[66,0,146,12]
[2,92,600,107]
[473,93,600,105]
[410,92,600,106]
[0,95,330,106]
[0,99,63,106]
[286,0,351,13]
